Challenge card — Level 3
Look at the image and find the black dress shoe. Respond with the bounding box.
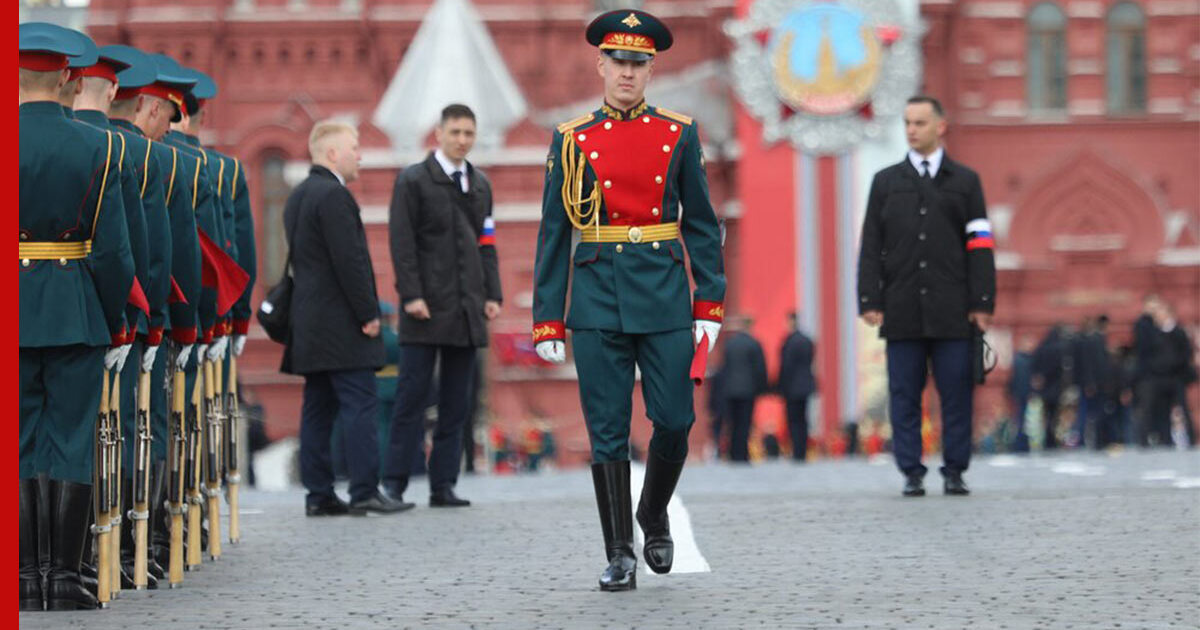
[943,472,970,496]
[305,496,353,517]
[902,473,925,497]
[430,488,470,507]
[349,493,413,515]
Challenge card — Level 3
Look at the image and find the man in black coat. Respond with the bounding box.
[282,120,406,516]
[384,104,502,507]
[1032,325,1067,450]
[857,96,996,497]
[777,312,816,462]
[719,316,768,463]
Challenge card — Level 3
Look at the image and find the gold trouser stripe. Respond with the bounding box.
[375,365,399,378]
[19,241,93,259]
[578,223,680,243]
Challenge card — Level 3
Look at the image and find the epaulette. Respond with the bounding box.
[655,107,693,126]
[557,113,595,134]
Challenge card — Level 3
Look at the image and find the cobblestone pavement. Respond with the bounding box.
[19,449,1200,629]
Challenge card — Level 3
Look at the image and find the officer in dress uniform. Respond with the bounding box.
[856,96,996,497]
[20,22,135,611]
[532,10,725,591]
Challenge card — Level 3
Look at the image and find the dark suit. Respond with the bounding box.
[720,330,768,462]
[857,153,996,478]
[778,330,816,461]
[282,165,385,505]
[385,153,500,497]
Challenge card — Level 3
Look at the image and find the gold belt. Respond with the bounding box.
[578,223,679,244]
[19,241,92,260]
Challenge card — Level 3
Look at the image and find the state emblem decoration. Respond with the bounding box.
[726,0,921,153]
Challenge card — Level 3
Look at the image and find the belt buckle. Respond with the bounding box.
[627,226,643,244]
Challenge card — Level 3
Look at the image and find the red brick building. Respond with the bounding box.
[75,0,1198,463]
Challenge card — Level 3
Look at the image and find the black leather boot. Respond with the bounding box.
[147,460,168,580]
[636,451,685,574]
[20,478,44,611]
[119,477,158,590]
[45,480,98,611]
[591,461,636,592]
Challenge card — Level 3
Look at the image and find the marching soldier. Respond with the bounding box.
[532,10,725,591]
[20,22,135,611]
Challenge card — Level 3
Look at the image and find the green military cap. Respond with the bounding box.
[63,29,100,73]
[145,53,197,123]
[176,67,217,116]
[19,22,85,71]
[99,45,156,92]
[586,9,673,62]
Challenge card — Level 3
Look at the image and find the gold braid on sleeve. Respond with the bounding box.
[559,132,602,236]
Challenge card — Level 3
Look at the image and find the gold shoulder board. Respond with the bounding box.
[655,107,693,126]
[556,113,595,134]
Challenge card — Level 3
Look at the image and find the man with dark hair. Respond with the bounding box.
[857,94,996,497]
[778,312,816,461]
[385,103,502,508]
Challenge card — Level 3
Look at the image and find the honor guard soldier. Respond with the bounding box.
[20,22,135,611]
[532,10,726,591]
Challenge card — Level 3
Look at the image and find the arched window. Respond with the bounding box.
[1027,3,1067,112]
[1107,2,1146,114]
[259,152,292,284]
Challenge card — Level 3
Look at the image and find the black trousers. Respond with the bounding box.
[886,338,972,477]
[300,369,381,504]
[785,396,810,461]
[384,344,476,494]
[726,397,755,462]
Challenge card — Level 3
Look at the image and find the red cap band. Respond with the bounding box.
[140,83,184,110]
[114,87,141,101]
[19,51,69,72]
[79,61,119,84]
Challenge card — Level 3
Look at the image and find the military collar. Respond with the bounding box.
[19,101,67,117]
[110,118,146,136]
[60,105,75,119]
[182,133,202,148]
[74,109,111,129]
[600,100,649,121]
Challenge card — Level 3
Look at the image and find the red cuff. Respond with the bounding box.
[201,327,215,344]
[170,326,197,345]
[692,300,724,323]
[532,321,566,343]
[111,325,129,347]
[143,326,164,346]
[233,319,250,335]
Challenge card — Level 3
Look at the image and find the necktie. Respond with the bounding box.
[451,170,465,194]
[920,160,931,179]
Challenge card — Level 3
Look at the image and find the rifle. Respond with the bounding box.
[225,355,242,543]
[204,357,223,560]
[108,371,122,600]
[131,370,152,589]
[166,346,186,587]
[93,370,114,608]
[185,360,203,571]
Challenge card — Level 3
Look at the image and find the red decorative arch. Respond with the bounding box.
[1008,149,1164,265]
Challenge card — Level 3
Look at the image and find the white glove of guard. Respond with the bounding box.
[535,340,566,365]
[141,344,159,373]
[195,344,208,366]
[175,344,193,371]
[232,334,247,357]
[693,320,721,352]
[104,346,125,371]
[113,343,133,372]
[207,336,229,362]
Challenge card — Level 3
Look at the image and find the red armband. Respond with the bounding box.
[692,300,724,323]
[532,321,566,344]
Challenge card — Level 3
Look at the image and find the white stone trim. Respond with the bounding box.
[368,1,734,23]
[960,47,986,65]
[1149,98,1185,115]
[990,60,1024,77]
[1068,59,1103,75]
[963,1,1025,18]
[1068,99,1105,116]
[989,100,1028,118]
[995,251,1023,270]
[128,6,219,22]
[360,146,548,169]
[960,92,986,109]
[1149,58,1182,74]
[1159,247,1200,266]
[226,6,360,21]
[1067,1,1105,18]
[1147,0,1200,16]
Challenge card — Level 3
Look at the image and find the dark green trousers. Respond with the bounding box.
[20,345,105,483]
[148,342,169,462]
[119,340,142,477]
[572,328,695,463]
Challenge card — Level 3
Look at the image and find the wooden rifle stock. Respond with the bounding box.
[94,370,113,608]
[108,372,122,599]
[186,364,203,570]
[167,353,186,587]
[132,371,152,589]
[204,358,222,560]
[225,356,241,543]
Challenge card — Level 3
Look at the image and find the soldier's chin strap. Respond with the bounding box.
[560,132,602,237]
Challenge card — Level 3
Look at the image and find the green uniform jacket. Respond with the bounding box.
[20,101,134,347]
[532,105,726,342]
[163,132,220,340]
[221,153,257,334]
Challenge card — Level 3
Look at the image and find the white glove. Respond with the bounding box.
[141,344,159,373]
[535,340,566,365]
[113,343,133,372]
[693,320,721,352]
[232,334,247,357]
[195,343,208,366]
[207,336,229,362]
[104,346,125,371]
[175,344,193,371]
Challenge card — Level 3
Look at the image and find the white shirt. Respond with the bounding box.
[332,169,346,186]
[434,149,469,193]
[908,147,944,178]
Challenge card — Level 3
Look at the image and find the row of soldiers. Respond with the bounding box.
[19,22,257,611]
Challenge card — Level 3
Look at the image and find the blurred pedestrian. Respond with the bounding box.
[1032,324,1067,450]
[778,311,816,462]
[1133,295,1174,446]
[720,316,768,463]
[856,95,996,497]
[1160,302,1197,447]
[282,120,407,516]
[1071,315,1110,448]
[384,104,502,508]
[1008,335,1036,452]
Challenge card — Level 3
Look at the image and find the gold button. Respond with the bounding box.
[604,122,612,130]
[21,259,30,267]
[577,134,586,142]
[642,116,651,123]
[655,175,663,184]
[651,207,660,216]
[615,244,624,253]
[628,227,643,243]
[59,258,67,265]
[604,180,612,189]
[612,212,619,219]
[652,242,660,250]
[662,145,671,153]
[589,151,598,159]
[19,233,27,241]
[670,124,678,132]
